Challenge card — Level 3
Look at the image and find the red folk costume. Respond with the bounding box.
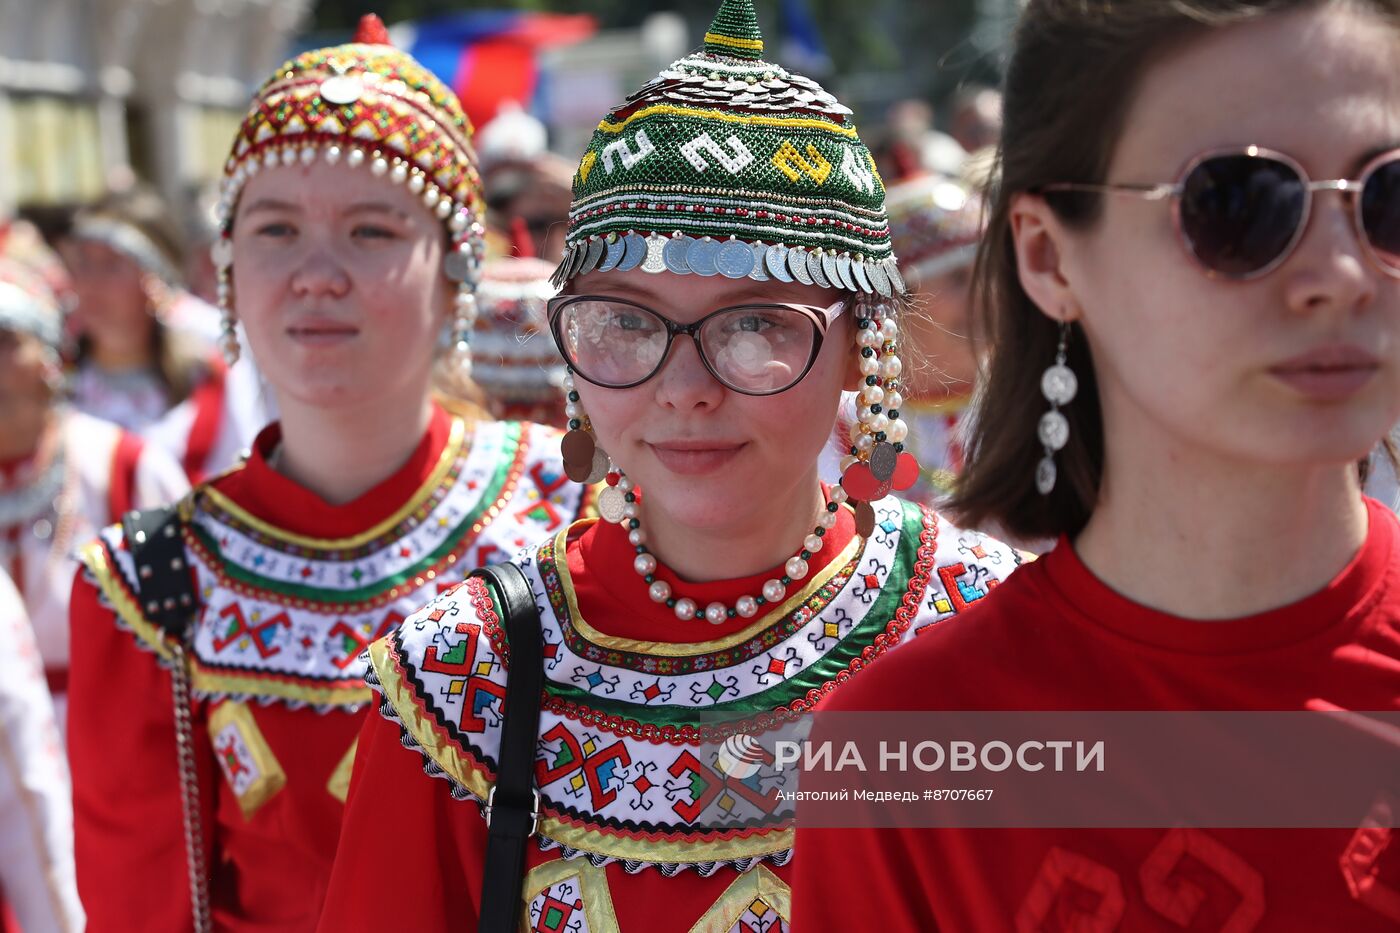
[320,2,1026,929]
[68,18,589,931]
[792,498,1400,931]
[0,221,188,725]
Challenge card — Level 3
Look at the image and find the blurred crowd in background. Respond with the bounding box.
[0,0,1016,509]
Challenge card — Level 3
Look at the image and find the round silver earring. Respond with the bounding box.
[1036,321,1078,495]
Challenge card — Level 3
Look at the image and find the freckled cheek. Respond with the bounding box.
[571,383,649,454]
[361,276,443,339]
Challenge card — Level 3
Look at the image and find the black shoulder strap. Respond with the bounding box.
[473,562,544,933]
[121,504,199,641]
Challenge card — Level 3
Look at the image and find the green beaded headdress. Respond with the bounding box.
[554,0,906,297]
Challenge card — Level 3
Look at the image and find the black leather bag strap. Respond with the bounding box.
[121,504,212,932]
[121,504,199,640]
[472,562,544,933]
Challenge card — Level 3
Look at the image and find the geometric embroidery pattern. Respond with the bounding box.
[209,700,287,819]
[523,859,619,933]
[375,497,1024,871]
[88,420,588,712]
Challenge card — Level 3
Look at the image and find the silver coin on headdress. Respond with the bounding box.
[835,253,857,291]
[688,237,720,276]
[618,233,648,272]
[582,237,606,274]
[598,236,626,273]
[868,260,892,297]
[716,239,756,279]
[748,241,770,281]
[853,260,873,293]
[766,243,793,282]
[663,237,693,275]
[808,250,831,289]
[789,247,814,285]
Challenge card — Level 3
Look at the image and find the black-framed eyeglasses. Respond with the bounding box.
[548,295,848,396]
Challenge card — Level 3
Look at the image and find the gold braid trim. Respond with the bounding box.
[78,538,177,663]
[370,636,794,865]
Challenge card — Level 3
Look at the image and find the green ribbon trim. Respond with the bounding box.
[192,426,520,605]
[545,499,923,727]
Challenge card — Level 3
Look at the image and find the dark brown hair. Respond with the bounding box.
[949,0,1400,541]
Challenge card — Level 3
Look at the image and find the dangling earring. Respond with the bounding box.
[211,236,240,366]
[448,285,477,378]
[218,308,240,367]
[443,233,486,379]
[838,299,920,536]
[1036,321,1078,495]
[560,369,612,488]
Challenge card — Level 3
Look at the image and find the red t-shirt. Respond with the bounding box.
[793,497,1400,931]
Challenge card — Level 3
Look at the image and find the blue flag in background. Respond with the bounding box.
[779,0,833,75]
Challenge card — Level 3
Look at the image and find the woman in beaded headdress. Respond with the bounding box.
[825,175,987,503]
[66,17,590,930]
[319,2,1022,930]
[0,219,187,729]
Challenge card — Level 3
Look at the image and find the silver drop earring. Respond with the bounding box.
[1036,321,1078,495]
[448,286,478,378]
[212,238,240,366]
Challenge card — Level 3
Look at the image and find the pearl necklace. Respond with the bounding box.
[615,475,849,624]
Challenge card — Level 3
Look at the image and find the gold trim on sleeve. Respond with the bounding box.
[78,538,177,663]
[326,736,358,803]
[190,666,371,709]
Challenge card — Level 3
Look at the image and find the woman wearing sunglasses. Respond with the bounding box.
[795,0,1400,928]
[67,18,588,931]
[319,2,1021,929]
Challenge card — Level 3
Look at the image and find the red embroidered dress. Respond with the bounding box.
[68,406,589,931]
[318,495,1024,931]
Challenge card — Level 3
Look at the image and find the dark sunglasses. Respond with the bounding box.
[1041,145,1400,280]
[547,295,848,396]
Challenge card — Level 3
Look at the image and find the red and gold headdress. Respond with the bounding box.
[211,15,487,369]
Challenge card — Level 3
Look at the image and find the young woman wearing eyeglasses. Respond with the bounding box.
[318,2,1023,929]
[794,1,1400,929]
